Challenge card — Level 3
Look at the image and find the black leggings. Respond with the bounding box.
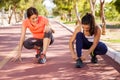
[76,32,108,57]
[23,32,54,49]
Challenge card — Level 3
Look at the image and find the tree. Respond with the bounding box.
[74,0,81,25]
[53,0,74,21]
[0,0,22,24]
[0,0,47,24]
[89,0,96,17]
[100,0,106,35]
[114,0,120,13]
[33,0,48,16]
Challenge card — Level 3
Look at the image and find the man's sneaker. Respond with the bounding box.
[90,52,98,63]
[76,58,83,68]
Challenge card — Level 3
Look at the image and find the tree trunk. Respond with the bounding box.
[8,10,13,24]
[1,7,5,25]
[67,10,72,22]
[100,0,106,35]
[14,9,17,23]
[74,0,81,25]
[89,0,96,17]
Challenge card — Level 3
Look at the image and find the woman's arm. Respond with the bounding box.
[18,26,27,51]
[87,26,102,54]
[44,22,55,33]
[11,25,27,62]
[69,26,81,60]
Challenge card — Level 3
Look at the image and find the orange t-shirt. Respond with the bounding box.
[22,16,48,39]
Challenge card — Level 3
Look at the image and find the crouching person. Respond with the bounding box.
[11,7,54,64]
[69,13,108,68]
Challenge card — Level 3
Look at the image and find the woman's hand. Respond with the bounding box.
[71,53,77,61]
[44,26,51,33]
[11,50,22,62]
[81,51,90,60]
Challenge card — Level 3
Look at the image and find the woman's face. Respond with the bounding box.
[82,24,90,31]
[29,14,38,24]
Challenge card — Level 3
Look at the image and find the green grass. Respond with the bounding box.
[63,20,120,29]
[63,21,76,24]
[104,39,120,43]
[106,24,120,29]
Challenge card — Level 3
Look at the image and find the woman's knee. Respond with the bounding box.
[95,42,108,55]
[76,32,83,39]
[44,31,52,39]
[23,38,34,49]
[44,31,54,45]
[102,43,108,54]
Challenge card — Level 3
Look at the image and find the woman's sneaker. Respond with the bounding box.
[35,47,43,58]
[35,48,46,64]
[90,53,98,63]
[76,58,83,68]
[38,54,46,64]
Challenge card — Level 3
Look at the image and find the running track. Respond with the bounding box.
[0,20,120,80]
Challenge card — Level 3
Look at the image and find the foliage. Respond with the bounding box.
[105,2,120,21]
[0,0,48,15]
[53,0,74,14]
[114,0,120,13]
[53,0,90,21]
[95,2,120,21]
[0,0,20,10]
[33,0,48,16]
[77,0,90,17]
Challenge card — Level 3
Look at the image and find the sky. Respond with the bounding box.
[43,0,55,12]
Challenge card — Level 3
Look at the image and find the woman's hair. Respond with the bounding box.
[26,7,38,18]
[81,13,97,36]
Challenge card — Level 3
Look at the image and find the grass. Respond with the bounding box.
[104,39,120,43]
[63,21,76,24]
[106,24,120,29]
[63,20,120,29]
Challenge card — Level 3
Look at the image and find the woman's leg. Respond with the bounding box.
[37,31,54,64]
[75,32,92,68]
[76,32,92,58]
[23,38,41,49]
[90,42,108,63]
[42,31,54,54]
[93,42,108,55]
[23,32,54,51]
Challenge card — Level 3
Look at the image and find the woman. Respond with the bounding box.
[69,13,108,68]
[12,7,54,64]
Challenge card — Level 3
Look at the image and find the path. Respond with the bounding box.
[0,20,120,80]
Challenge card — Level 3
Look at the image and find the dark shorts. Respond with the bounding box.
[23,32,54,49]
